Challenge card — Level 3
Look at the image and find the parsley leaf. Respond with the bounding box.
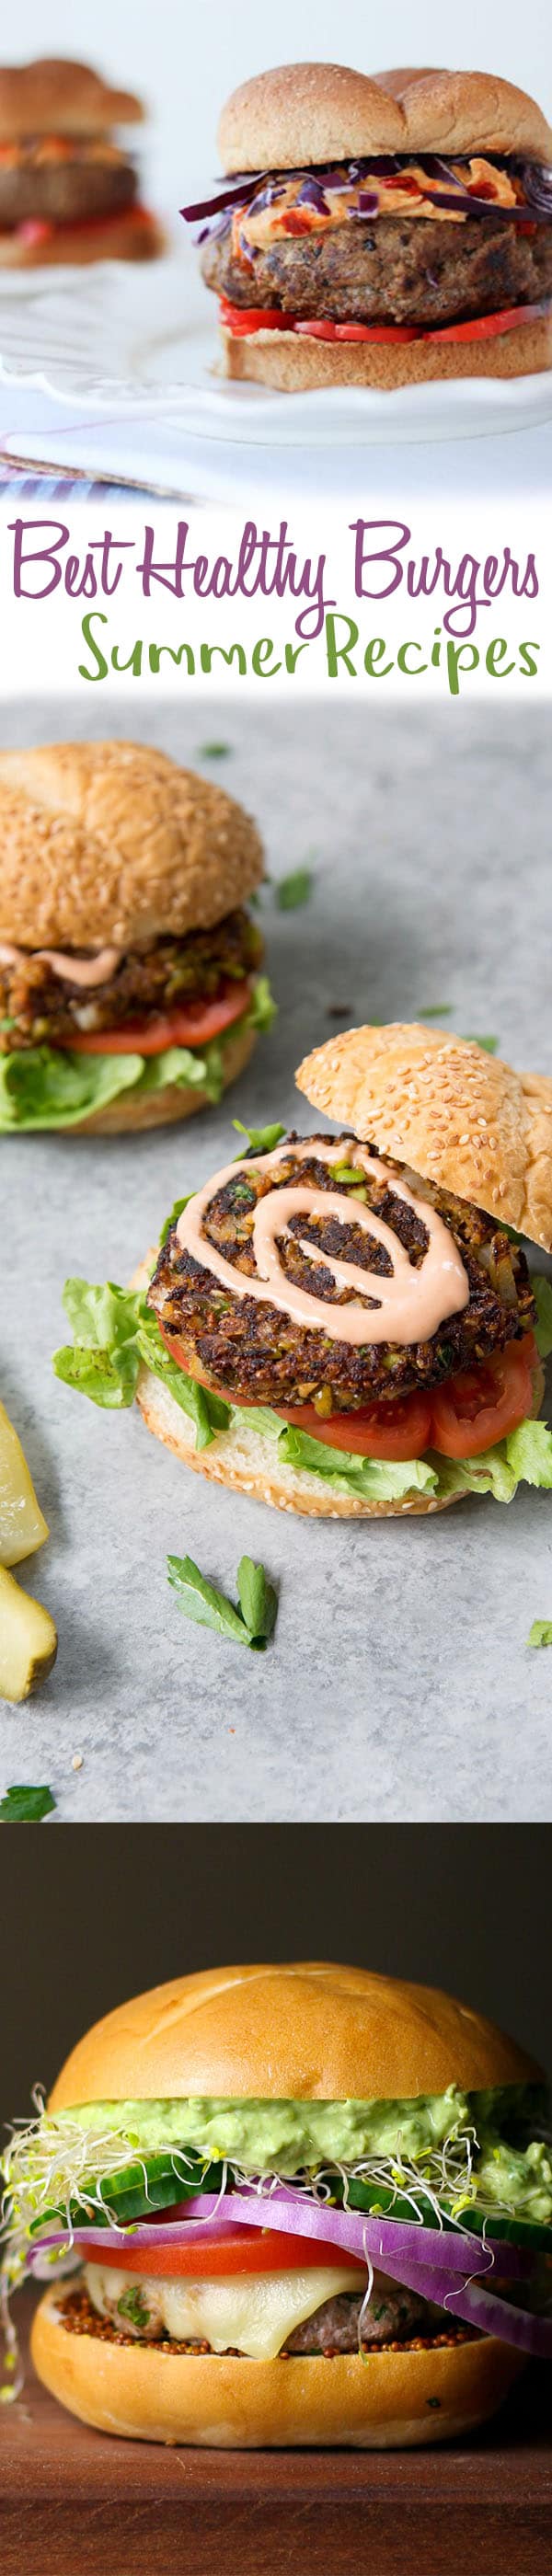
[276,868,313,911]
[167,1553,278,1651]
[0,1784,56,1823]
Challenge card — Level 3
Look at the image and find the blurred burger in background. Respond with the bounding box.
[182,61,552,387]
[0,56,163,265]
[0,742,272,1134]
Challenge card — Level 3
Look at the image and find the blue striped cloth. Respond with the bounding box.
[0,464,151,500]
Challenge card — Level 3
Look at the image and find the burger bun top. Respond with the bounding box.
[219,60,552,172]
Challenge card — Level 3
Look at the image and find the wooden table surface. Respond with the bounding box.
[1,2298,550,2576]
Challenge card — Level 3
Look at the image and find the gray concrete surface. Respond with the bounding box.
[1,700,550,1822]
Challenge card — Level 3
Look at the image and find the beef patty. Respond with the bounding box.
[0,910,261,1050]
[0,142,137,233]
[149,1133,535,1411]
[202,213,552,327]
[59,2277,476,2356]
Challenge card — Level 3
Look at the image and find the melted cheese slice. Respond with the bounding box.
[85,2261,362,2359]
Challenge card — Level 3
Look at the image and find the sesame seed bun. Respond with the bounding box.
[48,1961,537,2105]
[0,58,144,142]
[219,310,552,392]
[296,1024,552,1254]
[0,208,164,268]
[31,2291,524,2450]
[218,61,552,174]
[0,742,264,951]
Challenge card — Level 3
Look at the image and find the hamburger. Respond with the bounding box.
[3,1961,551,2447]
[0,56,163,267]
[182,62,552,389]
[54,1023,552,1518]
[0,742,272,1136]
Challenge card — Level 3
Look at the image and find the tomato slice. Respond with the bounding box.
[274,1391,433,1458]
[68,980,251,1058]
[428,1332,536,1458]
[431,299,549,344]
[294,319,420,344]
[88,2223,365,2278]
[220,294,550,347]
[219,297,289,335]
[158,1318,537,1466]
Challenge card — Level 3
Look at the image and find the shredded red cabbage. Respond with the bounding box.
[181,155,552,243]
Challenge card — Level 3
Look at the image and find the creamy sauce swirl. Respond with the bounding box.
[0,941,121,988]
[177,1139,469,1347]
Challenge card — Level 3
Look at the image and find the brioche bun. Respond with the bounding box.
[0,208,164,269]
[220,310,552,392]
[31,2292,524,2450]
[0,58,144,141]
[56,1018,257,1138]
[219,61,552,173]
[0,742,263,951]
[48,1960,538,2108]
[297,1023,552,1254]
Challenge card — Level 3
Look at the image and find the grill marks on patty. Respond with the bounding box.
[0,910,260,1049]
[149,1133,535,1411]
[202,213,552,327]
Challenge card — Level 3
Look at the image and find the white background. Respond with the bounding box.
[4,0,552,204]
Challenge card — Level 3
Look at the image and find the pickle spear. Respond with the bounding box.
[0,1567,58,1704]
[0,1398,49,1568]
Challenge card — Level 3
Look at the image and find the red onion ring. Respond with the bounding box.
[27,2192,550,2355]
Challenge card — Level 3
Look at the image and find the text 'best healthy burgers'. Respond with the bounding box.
[55,1023,552,1518]
[3,1962,551,2447]
[0,742,273,1136]
[0,57,163,267]
[182,62,552,388]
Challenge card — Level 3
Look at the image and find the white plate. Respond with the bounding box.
[2,249,552,452]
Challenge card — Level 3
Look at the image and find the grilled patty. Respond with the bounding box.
[0,911,261,1050]
[202,213,552,326]
[149,1133,535,1412]
[0,143,137,232]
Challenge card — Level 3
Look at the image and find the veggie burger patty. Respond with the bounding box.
[149,1133,535,1411]
[0,910,261,1050]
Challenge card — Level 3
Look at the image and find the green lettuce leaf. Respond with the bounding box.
[276,1426,437,1503]
[0,980,275,1133]
[0,1043,141,1130]
[53,1280,230,1449]
[527,1620,552,1649]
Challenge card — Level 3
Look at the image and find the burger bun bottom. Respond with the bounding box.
[31,2292,523,2448]
[220,311,552,391]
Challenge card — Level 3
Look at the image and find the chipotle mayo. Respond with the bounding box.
[0,942,121,988]
[177,1139,469,1348]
